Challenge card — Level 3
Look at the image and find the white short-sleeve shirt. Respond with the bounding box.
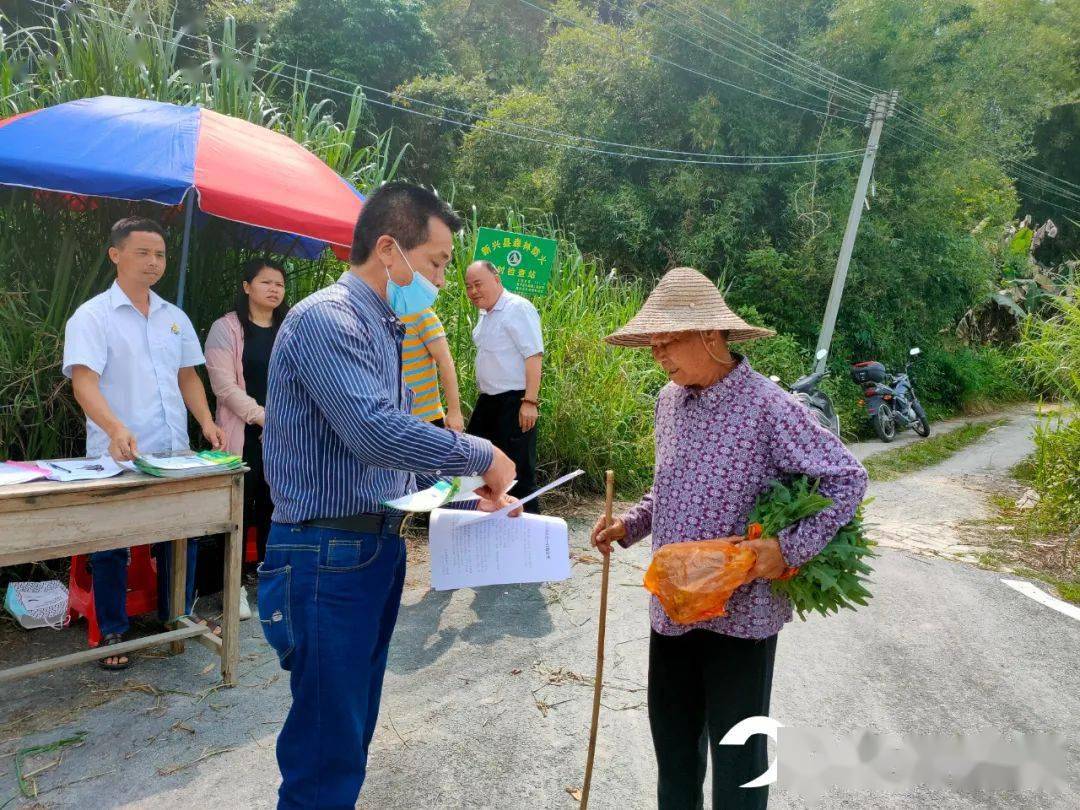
[471,290,544,395]
[63,281,205,457]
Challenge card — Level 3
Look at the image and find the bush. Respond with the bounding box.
[1016,296,1079,534]
[0,294,83,459]
[1028,415,1080,534]
[1017,297,1080,403]
[916,345,1027,417]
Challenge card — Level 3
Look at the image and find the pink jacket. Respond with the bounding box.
[205,312,264,456]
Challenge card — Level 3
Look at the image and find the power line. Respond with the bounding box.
[651,0,1080,214]
[885,118,1080,207]
[892,107,1080,196]
[880,126,1080,219]
[653,0,880,107]
[636,0,870,120]
[26,0,1079,215]
[651,0,1080,203]
[648,0,876,110]
[513,0,868,125]
[20,0,866,168]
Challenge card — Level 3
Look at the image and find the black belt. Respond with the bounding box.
[301,512,404,535]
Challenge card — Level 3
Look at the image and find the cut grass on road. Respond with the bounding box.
[864,419,1008,482]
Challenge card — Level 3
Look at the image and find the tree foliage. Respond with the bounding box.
[269,0,448,118]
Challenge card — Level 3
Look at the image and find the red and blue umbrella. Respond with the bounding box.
[0,95,365,303]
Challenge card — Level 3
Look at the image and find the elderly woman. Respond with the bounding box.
[592,267,868,809]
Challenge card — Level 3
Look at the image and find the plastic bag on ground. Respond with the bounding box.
[643,540,756,625]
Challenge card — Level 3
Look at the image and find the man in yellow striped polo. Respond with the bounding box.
[400,307,465,431]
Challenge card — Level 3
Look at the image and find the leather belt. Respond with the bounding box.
[301,512,404,536]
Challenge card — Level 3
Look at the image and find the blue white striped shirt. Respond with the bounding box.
[264,272,494,524]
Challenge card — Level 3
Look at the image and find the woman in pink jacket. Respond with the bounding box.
[205,260,289,618]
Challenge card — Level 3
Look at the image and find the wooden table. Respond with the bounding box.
[0,468,244,685]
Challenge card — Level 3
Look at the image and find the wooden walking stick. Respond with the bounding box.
[581,469,614,809]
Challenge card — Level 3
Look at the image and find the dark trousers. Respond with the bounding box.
[197,429,273,591]
[259,521,407,809]
[243,426,273,567]
[467,390,540,514]
[648,629,778,810]
[90,542,198,637]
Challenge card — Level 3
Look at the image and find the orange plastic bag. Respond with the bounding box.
[643,540,757,625]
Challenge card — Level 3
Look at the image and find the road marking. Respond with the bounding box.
[1002,579,1080,622]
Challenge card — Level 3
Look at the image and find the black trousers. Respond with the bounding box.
[196,427,273,593]
[466,390,539,514]
[241,425,273,567]
[648,629,778,810]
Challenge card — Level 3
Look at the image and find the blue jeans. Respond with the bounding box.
[89,541,198,637]
[259,521,406,810]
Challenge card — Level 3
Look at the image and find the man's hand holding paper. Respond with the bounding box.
[475,444,517,504]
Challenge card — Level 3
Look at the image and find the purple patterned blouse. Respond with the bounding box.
[620,357,868,639]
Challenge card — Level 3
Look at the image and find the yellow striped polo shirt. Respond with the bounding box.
[400,308,446,422]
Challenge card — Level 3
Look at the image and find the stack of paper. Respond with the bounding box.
[134,451,244,478]
[0,461,47,487]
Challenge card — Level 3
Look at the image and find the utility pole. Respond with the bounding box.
[814,90,898,373]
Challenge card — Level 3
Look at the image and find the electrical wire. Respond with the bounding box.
[20,0,867,166]
[637,0,871,119]
[512,0,868,124]
[20,0,867,168]
[649,0,1080,205]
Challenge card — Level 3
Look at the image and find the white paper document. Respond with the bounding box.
[39,456,124,482]
[429,508,571,591]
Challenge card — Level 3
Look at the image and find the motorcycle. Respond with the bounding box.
[770,349,841,437]
[850,347,930,442]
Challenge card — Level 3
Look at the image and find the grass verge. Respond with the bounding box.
[960,477,1079,607]
[864,419,1007,482]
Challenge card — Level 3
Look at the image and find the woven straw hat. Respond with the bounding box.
[605,267,775,347]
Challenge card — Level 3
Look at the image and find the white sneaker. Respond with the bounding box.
[238,585,252,621]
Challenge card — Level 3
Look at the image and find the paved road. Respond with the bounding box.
[0,406,1075,808]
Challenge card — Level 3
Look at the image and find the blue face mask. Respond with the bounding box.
[385,240,438,317]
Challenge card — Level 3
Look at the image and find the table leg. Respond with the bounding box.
[221,476,243,686]
[169,537,188,654]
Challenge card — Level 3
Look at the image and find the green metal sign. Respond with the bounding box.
[472,227,558,297]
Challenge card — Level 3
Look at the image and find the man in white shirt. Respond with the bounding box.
[464,260,544,512]
[63,217,226,669]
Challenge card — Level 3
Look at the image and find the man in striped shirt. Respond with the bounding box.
[260,183,517,809]
[400,307,465,430]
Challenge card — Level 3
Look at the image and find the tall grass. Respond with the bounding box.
[0,1,400,458]
[1017,296,1080,404]
[1016,295,1079,534]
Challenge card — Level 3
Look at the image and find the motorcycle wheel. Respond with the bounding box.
[912,401,931,437]
[874,403,897,442]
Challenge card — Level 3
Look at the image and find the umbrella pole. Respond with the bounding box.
[175,189,195,308]
[581,470,615,809]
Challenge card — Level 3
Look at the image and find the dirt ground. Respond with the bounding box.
[1,404,1077,809]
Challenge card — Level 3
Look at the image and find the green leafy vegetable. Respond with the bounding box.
[749,477,876,620]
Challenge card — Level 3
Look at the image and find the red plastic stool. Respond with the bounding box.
[67,545,158,647]
[245,526,259,565]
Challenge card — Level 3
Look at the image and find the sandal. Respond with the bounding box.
[97,633,131,671]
